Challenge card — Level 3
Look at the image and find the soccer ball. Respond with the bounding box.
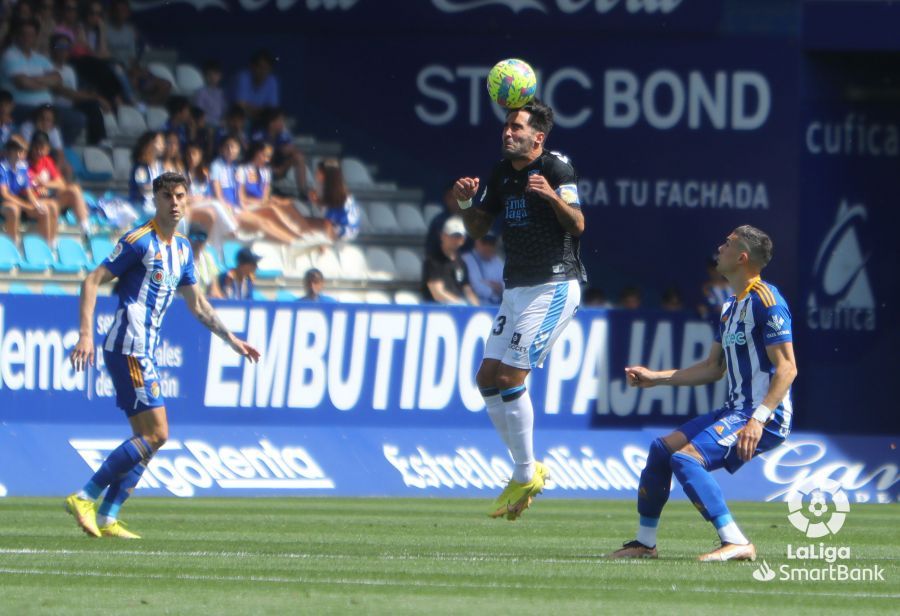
[486,58,537,109]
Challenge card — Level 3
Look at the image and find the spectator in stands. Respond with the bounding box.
[27,129,90,236]
[163,95,190,148]
[48,33,107,144]
[129,130,163,215]
[425,180,473,258]
[219,245,259,300]
[0,3,35,50]
[34,0,58,56]
[422,216,479,305]
[210,134,296,244]
[193,59,225,126]
[232,49,279,120]
[183,141,238,248]
[661,286,685,311]
[298,268,337,303]
[20,103,74,180]
[215,103,249,152]
[618,285,642,309]
[237,140,307,237]
[311,157,359,241]
[66,0,132,108]
[0,90,17,145]
[582,287,611,308]
[251,106,309,198]
[106,0,171,105]
[698,256,734,323]
[161,130,185,175]
[187,223,223,299]
[0,134,57,244]
[78,0,109,57]
[461,234,504,305]
[0,17,85,144]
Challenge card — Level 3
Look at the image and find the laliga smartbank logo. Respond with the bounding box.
[70,438,335,497]
[752,478,885,583]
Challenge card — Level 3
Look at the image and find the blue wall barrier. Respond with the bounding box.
[0,294,896,502]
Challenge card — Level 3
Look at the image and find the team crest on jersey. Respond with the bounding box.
[135,167,149,183]
[739,301,749,322]
[108,243,123,262]
[152,270,164,284]
[149,381,160,399]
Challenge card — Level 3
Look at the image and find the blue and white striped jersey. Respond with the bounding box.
[716,276,794,434]
[102,220,197,358]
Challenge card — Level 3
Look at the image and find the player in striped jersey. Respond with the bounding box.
[65,172,260,539]
[609,225,797,562]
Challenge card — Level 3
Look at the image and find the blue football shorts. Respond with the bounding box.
[103,350,165,416]
[676,407,785,474]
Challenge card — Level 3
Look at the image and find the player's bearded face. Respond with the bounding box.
[501,112,539,160]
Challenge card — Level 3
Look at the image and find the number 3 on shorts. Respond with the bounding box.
[492,315,506,335]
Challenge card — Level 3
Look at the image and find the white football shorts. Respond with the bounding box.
[483,279,581,370]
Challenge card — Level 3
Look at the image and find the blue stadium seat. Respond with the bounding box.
[251,289,269,301]
[0,235,20,271]
[222,240,243,270]
[20,235,54,273]
[89,236,115,269]
[6,282,32,294]
[42,283,68,295]
[55,237,90,273]
[276,289,297,301]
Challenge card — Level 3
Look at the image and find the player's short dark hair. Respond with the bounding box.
[4,135,27,151]
[733,225,773,268]
[509,99,554,137]
[152,172,188,194]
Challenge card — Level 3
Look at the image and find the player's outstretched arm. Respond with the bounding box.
[625,342,726,388]
[453,177,495,239]
[181,284,261,362]
[71,265,116,371]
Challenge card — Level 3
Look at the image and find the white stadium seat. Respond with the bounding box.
[112,148,131,181]
[83,147,114,176]
[147,62,177,89]
[364,247,396,281]
[310,247,343,280]
[394,290,422,305]
[423,203,443,226]
[364,290,392,304]
[145,106,168,131]
[342,157,374,186]
[175,63,205,96]
[367,202,399,234]
[395,202,428,234]
[336,244,368,281]
[102,112,120,138]
[287,250,312,279]
[117,105,148,137]
[393,247,422,282]
[250,241,286,274]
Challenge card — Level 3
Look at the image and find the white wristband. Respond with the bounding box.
[457,198,472,210]
[751,404,773,423]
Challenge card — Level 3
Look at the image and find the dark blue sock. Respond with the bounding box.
[83,436,152,500]
[99,462,148,520]
[670,452,730,524]
[637,438,673,522]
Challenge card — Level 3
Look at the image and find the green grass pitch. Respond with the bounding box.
[0,498,896,614]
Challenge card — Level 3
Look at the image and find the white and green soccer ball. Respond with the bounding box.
[486,58,537,109]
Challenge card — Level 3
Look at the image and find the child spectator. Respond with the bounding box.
[163,95,191,148]
[219,246,260,300]
[312,157,359,241]
[27,129,90,236]
[237,140,308,236]
[210,135,296,244]
[129,130,163,215]
[20,103,73,180]
[161,131,185,175]
[184,141,237,249]
[298,268,337,303]
[251,106,309,198]
[193,60,226,126]
[0,135,57,244]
